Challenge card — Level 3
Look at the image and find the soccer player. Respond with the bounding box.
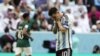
[15,13,33,56]
[49,7,72,56]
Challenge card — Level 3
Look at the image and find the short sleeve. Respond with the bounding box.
[62,23,69,29]
[61,17,69,29]
[24,25,29,29]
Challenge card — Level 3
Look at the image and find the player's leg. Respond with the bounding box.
[15,47,22,56]
[16,54,21,56]
[24,47,32,56]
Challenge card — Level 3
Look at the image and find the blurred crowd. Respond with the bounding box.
[0,0,99,33]
[0,0,100,53]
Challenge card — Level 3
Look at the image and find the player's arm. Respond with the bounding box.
[56,21,67,32]
[52,23,58,34]
[23,28,30,37]
[15,31,18,40]
[21,25,29,37]
[22,25,33,41]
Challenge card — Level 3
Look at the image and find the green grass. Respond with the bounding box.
[0,53,100,56]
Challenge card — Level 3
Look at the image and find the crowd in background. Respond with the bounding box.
[0,0,100,53]
[0,0,100,33]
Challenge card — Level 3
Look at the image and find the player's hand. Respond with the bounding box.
[30,37,34,41]
[56,18,60,22]
[54,18,60,22]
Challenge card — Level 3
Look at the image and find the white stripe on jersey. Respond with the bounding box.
[56,16,72,51]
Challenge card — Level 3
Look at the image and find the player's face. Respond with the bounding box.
[3,0,10,3]
[53,11,63,19]
[91,6,97,13]
[97,24,100,29]
[78,0,83,5]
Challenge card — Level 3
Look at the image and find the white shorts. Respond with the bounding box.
[13,42,32,55]
[15,47,32,55]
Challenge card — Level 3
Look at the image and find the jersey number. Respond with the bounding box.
[18,30,24,39]
[62,51,68,56]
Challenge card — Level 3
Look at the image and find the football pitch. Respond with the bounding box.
[0,53,100,56]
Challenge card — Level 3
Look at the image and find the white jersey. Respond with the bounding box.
[56,16,72,51]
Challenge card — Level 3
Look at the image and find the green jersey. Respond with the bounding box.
[16,21,31,47]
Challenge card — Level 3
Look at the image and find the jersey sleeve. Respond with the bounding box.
[62,22,69,29]
[26,21,33,33]
[24,24,31,33]
[24,25,29,29]
[52,22,58,34]
[62,17,69,29]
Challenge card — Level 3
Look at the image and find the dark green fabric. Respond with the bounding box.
[17,20,32,47]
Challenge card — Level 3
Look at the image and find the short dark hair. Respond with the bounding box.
[33,13,38,20]
[23,12,29,19]
[4,27,9,33]
[48,7,58,16]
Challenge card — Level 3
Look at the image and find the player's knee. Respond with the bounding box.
[16,54,21,56]
[26,55,31,56]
